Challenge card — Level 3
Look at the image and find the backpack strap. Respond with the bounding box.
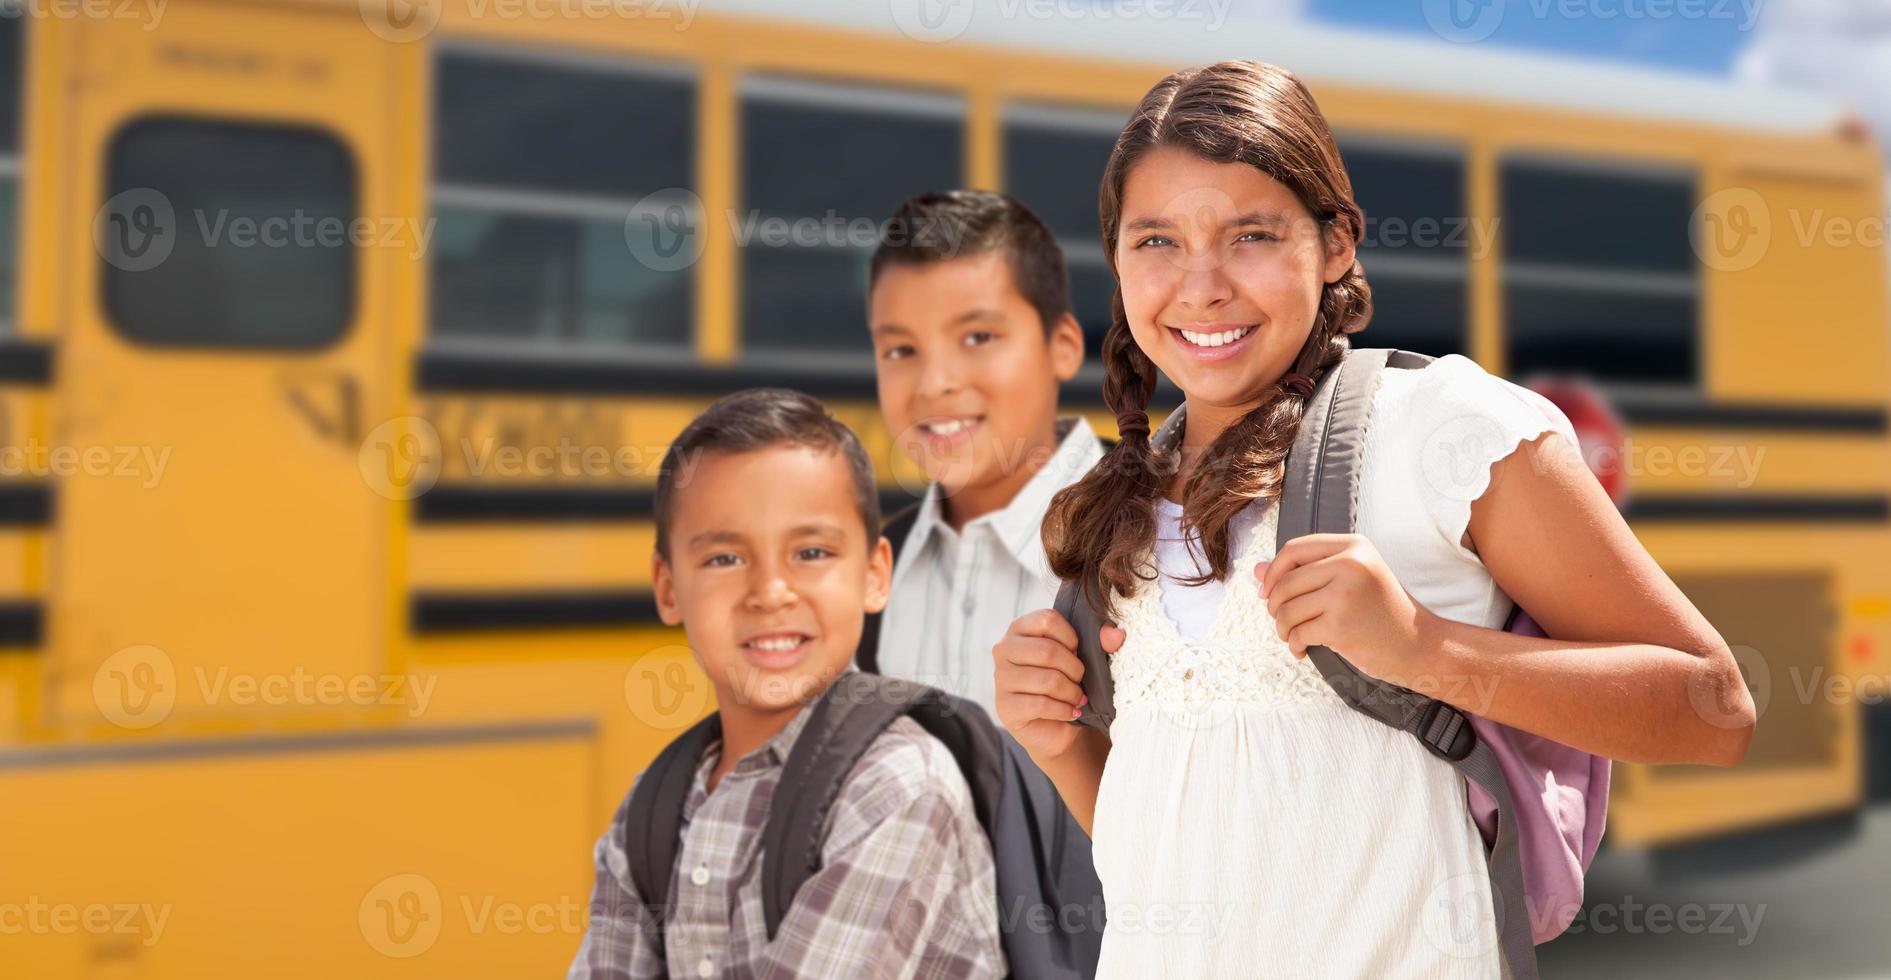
[855,502,922,674]
[1062,406,1185,732]
[760,672,1003,940]
[621,713,723,932]
[1280,347,1539,980]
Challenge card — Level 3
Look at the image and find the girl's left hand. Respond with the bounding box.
[1257,533,1437,682]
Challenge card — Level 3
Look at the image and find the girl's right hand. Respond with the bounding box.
[993,609,1125,760]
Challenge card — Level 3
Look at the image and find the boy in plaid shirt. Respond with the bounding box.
[569,388,1004,979]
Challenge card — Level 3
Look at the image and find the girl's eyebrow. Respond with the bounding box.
[1123,209,1290,235]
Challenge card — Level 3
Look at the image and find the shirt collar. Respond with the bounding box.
[899,415,1106,573]
[697,686,823,785]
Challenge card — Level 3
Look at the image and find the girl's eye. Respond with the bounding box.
[1134,235,1175,249]
[883,344,915,361]
[1236,230,1279,243]
[964,330,995,346]
[796,547,834,561]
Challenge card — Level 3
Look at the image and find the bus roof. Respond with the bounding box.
[699,0,1846,135]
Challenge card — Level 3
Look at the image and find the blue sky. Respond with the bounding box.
[1308,0,1753,75]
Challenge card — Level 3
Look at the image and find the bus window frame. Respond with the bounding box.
[98,113,362,353]
[427,37,700,354]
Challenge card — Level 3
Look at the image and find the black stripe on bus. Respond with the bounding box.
[1621,495,1890,522]
[418,347,1883,434]
[0,719,597,771]
[0,600,44,647]
[1602,392,1887,433]
[411,589,663,634]
[415,346,1111,404]
[0,482,51,525]
[415,485,920,525]
[0,339,53,386]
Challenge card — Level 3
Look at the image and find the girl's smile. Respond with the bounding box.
[1167,323,1259,362]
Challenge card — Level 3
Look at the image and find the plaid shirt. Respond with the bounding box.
[569,697,1005,979]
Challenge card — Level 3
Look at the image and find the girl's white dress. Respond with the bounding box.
[1088,354,1580,979]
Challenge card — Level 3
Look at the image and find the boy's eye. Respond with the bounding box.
[703,553,741,568]
[1134,235,1175,249]
[882,344,915,361]
[964,330,995,346]
[796,547,834,561]
[1236,230,1279,243]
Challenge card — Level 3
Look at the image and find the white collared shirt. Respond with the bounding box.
[874,415,1107,718]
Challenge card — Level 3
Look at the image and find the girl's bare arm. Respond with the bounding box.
[1435,430,1756,766]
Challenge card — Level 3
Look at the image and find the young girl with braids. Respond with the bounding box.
[990,61,1755,977]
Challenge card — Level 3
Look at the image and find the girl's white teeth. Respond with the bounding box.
[748,636,805,651]
[1179,325,1255,348]
[927,417,978,436]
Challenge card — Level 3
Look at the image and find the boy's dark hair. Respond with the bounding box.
[868,189,1070,333]
[653,388,880,561]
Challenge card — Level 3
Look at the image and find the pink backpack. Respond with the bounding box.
[1059,347,1609,980]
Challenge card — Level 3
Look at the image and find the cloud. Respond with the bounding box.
[1735,0,1891,158]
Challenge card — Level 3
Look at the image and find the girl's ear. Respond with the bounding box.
[1321,219,1357,285]
[1048,312,1086,382]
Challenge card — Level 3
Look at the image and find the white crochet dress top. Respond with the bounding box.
[1088,494,1503,979]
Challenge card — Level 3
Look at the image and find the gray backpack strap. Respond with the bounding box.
[1281,347,1539,980]
[760,672,1003,941]
[1064,405,1188,733]
[621,712,723,931]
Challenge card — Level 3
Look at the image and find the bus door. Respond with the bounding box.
[50,3,402,728]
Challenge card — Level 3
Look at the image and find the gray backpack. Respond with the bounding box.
[1058,347,1544,980]
[623,671,1102,979]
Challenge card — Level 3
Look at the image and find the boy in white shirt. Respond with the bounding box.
[862,189,1106,714]
[861,190,1109,978]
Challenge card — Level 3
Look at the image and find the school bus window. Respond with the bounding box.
[101,118,355,348]
[740,76,963,353]
[430,46,695,346]
[1340,139,1469,358]
[0,14,21,332]
[1003,103,1121,357]
[1502,158,1698,383]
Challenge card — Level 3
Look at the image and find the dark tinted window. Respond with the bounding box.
[0,16,20,330]
[1339,138,1470,357]
[1502,157,1698,383]
[435,50,693,199]
[741,78,962,351]
[1503,161,1694,274]
[102,118,355,348]
[1004,107,1120,355]
[431,48,695,347]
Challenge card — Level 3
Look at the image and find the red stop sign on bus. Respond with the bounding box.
[1523,376,1629,510]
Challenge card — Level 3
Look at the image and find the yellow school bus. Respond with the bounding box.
[1,1,1886,976]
